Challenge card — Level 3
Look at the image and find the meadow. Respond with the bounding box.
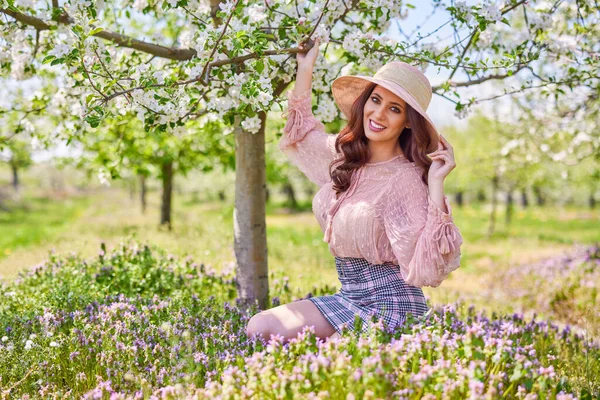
[0,183,599,398]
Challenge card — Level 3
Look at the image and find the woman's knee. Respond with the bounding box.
[246,312,271,340]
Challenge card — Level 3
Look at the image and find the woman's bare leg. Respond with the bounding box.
[246,299,338,343]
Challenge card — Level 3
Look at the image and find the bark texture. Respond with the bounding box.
[233,113,269,312]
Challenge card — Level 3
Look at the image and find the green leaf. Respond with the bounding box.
[42,55,57,64]
[85,114,101,128]
[89,27,104,36]
[255,60,264,74]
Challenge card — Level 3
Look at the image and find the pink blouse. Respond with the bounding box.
[279,89,463,288]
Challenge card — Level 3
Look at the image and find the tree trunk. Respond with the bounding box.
[265,187,270,204]
[283,182,297,209]
[233,113,269,313]
[161,162,173,229]
[476,188,486,202]
[129,178,135,200]
[218,190,226,202]
[140,175,147,214]
[488,174,498,236]
[506,190,514,225]
[521,189,528,208]
[11,164,19,192]
[455,191,464,207]
[305,186,315,198]
[590,193,596,209]
[533,185,545,206]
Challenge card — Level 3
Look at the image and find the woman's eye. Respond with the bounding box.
[372,97,379,103]
[392,107,400,113]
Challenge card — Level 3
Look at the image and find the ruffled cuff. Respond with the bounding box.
[286,89,312,113]
[279,89,317,149]
[427,194,453,223]
[426,194,462,270]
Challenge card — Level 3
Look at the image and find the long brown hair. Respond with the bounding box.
[329,82,435,196]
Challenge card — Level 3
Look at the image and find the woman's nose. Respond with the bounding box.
[371,107,385,122]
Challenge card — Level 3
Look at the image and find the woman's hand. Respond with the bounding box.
[296,37,320,71]
[427,134,456,183]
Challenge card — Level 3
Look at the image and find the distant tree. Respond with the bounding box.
[2,139,33,192]
[74,115,235,228]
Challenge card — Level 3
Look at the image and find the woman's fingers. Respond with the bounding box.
[297,38,320,67]
[428,149,451,158]
[440,135,454,156]
[429,153,456,167]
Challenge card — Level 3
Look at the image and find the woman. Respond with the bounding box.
[246,38,463,343]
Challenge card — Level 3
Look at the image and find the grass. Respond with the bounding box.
[0,195,91,261]
[1,188,598,318]
[0,240,598,398]
[1,187,599,397]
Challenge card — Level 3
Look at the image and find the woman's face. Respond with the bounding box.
[363,85,409,143]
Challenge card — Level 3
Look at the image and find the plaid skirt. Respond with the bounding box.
[308,257,429,335]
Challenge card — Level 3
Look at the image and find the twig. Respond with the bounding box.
[448,0,528,81]
[198,0,243,85]
[307,0,330,39]
[80,58,109,101]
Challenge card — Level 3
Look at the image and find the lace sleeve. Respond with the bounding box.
[380,168,463,288]
[279,89,338,188]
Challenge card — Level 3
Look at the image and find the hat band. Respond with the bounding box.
[373,68,431,110]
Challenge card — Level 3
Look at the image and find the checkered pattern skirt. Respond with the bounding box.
[308,257,429,335]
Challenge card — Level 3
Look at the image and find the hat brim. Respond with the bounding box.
[331,75,440,152]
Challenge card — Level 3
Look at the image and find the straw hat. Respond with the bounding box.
[331,61,440,152]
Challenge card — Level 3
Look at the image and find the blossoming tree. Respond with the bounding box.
[1,0,598,310]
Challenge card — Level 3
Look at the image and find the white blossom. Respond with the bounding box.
[226,72,247,87]
[315,96,338,123]
[481,3,502,23]
[528,12,552,31]
[342,31,365,57]
[98,168,111,187]
[49,43,71,58]
[218,0,236,14]
[456,1,469,14]
[454,107,471,120]
[133,0,148,11]
[246,4,267,23]
[153,70,166,84]
[241,115,261,134]
[256,90,273,107]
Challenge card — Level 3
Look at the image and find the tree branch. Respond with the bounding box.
[0,7,197,61]
[448,0,528,81]
[433,64,527,91]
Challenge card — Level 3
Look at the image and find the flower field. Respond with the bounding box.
[0,241,598,399]
[487,245,600,338]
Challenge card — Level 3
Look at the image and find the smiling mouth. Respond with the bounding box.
[369,119,386,131]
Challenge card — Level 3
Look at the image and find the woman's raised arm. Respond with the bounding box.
[279,38,339,188]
